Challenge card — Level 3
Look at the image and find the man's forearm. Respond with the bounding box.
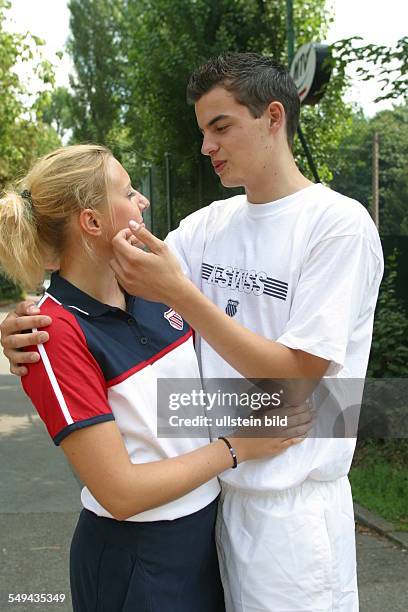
[169,278,328,384]
[110,225,328,393]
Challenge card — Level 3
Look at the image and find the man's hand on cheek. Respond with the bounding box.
[110,223,189,305]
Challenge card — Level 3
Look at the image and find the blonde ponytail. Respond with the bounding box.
[0,190,44,288]
[0,144,113,289]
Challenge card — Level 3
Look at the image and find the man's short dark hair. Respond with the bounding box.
[187,52,300,148]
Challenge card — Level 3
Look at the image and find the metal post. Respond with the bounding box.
[297,125,321,183]
[286,0,295,64]
[286,0,320,183]
[372,132,380,230]
[165,152,173,232]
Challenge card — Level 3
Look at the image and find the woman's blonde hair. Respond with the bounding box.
[0,144,113,289]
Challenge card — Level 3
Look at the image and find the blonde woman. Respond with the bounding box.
[0,145,311,612]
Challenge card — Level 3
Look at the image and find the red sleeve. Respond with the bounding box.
[22,302,114,445]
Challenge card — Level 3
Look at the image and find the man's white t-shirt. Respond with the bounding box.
[166,183,383,491]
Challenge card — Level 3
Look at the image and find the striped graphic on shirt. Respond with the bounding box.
[33,295,74,426]
[201,263,288,301]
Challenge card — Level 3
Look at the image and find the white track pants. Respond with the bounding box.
[216,477,358,612]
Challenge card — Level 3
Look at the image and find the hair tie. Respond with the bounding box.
[20,189,35,217]
[20,189,33,203]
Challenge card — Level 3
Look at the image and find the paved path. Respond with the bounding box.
[0,364,407,610]
[357,526,408,611]
[0,375,79,610]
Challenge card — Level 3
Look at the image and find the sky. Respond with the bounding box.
[4,0,407,117]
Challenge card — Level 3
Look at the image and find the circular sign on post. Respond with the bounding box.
[290,43,332,105]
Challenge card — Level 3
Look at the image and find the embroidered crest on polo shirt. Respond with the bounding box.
[225,299,239,317]
[163,308,184,330]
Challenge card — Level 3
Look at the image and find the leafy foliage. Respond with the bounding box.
[63,0,352,234]
[36,86,74,139]
[0,273,23,301]
[0,0,61,294]
[370,106,408,236]
[330,110,371,207]
[66,0,127,148]
[367,251,408,378]
[331,104,408,235]
[0,0,60,189]
[334,35,408,103]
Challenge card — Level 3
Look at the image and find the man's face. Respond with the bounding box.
[195,86,272,189]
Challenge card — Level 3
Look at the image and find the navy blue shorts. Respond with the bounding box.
[70,498,225,611]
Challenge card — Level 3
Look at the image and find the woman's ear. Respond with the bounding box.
[78,209,103,237]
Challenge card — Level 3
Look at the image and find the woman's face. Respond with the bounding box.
[106,157,148,235]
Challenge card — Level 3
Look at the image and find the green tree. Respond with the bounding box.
[367,251,408,378]
[0,0,60,188]
[0,0,60,298]
[64,0,352,234]
[37,86,73,140]
[331,104,408,235]
[125,0,346,173]
[67,0,127,147]
[371,106,408,236]
[330,111,371,207]
[335,36,408,104]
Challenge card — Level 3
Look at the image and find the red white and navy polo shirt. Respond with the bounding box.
[22,272,219,521]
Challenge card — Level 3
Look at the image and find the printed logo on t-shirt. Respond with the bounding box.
[225,299,239,317]
[163,308,184,330]
[202,263,288,301]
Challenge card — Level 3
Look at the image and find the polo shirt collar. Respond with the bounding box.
[46,271,132,317]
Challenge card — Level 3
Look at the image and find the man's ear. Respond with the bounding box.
[78,209,103,237]
[267,101,285,133]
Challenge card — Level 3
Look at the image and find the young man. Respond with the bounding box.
[1,54,383,611]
